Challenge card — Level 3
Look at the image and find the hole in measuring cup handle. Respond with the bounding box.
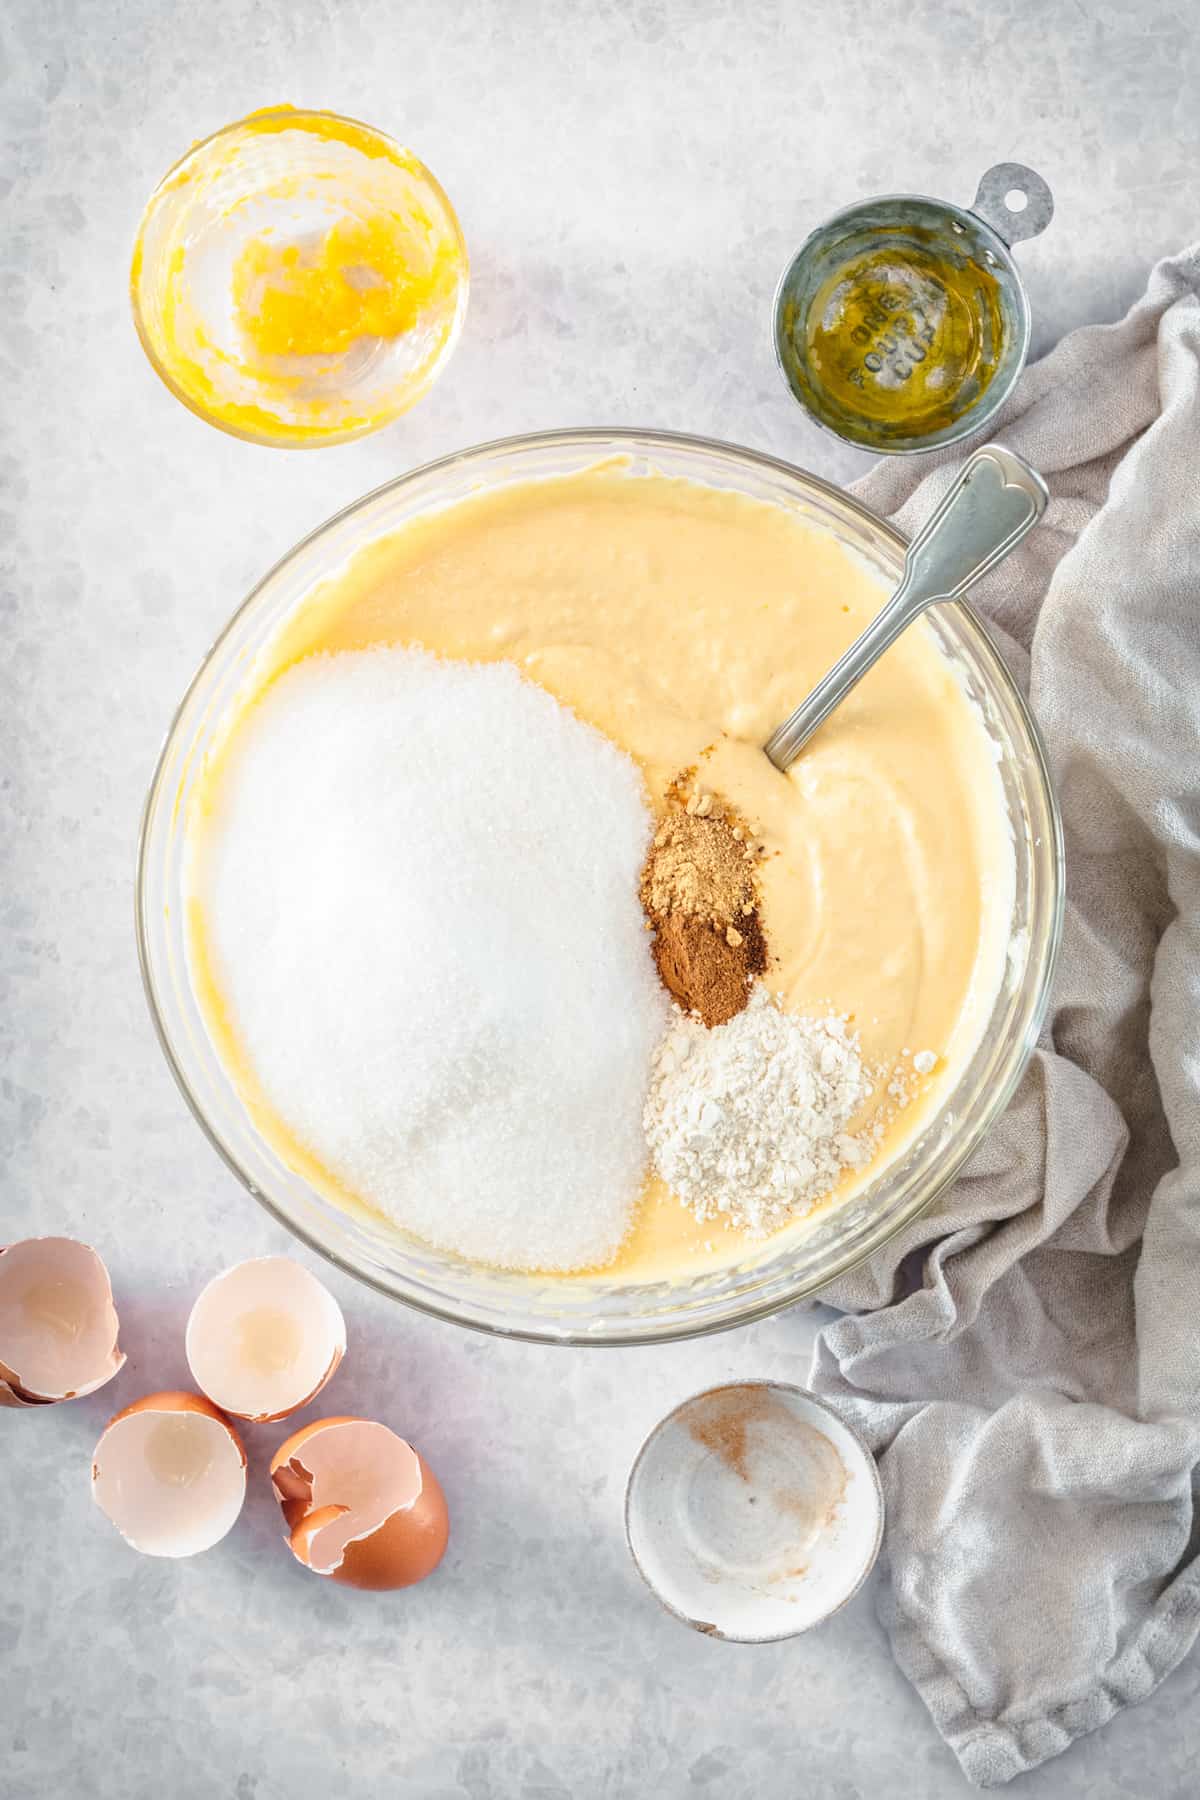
[969,162,1054,248]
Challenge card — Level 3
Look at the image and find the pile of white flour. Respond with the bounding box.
[643,986,876,1232]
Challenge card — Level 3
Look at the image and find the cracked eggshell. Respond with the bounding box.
[0,1237,125,1407]
[91,1391,247,1558]
[270,1416,449,1590]
[185,1255,345,1423]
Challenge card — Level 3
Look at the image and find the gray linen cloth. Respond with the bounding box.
[809,245,1200,1787]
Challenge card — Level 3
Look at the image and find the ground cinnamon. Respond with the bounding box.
[651,910,766,1027]
[640,779,768,1026]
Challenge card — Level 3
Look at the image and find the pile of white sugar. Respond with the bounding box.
[196,647,669,1273]
[644,987,877,1233]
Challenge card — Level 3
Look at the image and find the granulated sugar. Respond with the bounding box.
[195,647,669,1272]
[644,987,877,1233]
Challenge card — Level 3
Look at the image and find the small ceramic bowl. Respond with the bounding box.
[625,1381,883,1641]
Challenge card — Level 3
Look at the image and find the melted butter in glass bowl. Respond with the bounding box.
[131,107,468,447]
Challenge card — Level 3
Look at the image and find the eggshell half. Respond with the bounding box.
[185,1255,345,1422]
[0,1237,125,1407]
[270,1416,448,1590]
[92,1391,247,1558]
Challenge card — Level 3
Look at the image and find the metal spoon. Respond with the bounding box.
[763,444,1048,770]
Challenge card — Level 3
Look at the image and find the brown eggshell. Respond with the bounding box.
[289,1503,351,1566]
[0,1237,125,1406]
[185,1257,346,1423]
[270,1415,449,1590]
[336,1461,449,1590]
[0,1355,37,1408]
[102,1388,247,1443]
[92,1391,248,1558]
[269,1413,360,1527]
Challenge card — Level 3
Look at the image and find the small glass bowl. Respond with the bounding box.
[136,429,1063,1345]
[131,107,468,448]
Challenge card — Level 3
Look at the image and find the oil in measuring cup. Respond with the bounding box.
[774,164,1053,455]
[800,230,1006,436]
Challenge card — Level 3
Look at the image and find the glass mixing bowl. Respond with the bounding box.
[136,430,1063,1345]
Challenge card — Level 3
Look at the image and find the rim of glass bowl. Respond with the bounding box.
[129,106,470,449]
[135,427,1064,1346]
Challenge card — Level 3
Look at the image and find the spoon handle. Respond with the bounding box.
[763,445,1048,770]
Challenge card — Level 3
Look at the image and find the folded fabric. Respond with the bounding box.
[810,245,1200,1787]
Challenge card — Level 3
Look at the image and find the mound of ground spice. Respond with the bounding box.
[640,780,768,1026]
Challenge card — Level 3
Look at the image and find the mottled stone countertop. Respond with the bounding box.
[4,2,1198,1795]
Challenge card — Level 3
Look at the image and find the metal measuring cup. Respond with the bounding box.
[773,163,1053,455]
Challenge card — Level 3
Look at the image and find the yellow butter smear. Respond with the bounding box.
[132,107,467,444]
[232,213,459,360]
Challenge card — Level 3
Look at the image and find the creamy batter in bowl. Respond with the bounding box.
[137,430,1062,1344]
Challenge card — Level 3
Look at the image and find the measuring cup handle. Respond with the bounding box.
[970,163,1054,247]
[896,444,1048,613]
